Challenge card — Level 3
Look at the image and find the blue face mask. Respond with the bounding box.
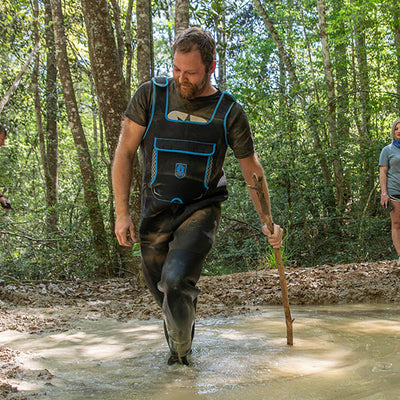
[393,140,400,148]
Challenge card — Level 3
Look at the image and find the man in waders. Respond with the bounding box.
[113,27,283,366]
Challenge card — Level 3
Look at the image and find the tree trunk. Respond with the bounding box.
[352,1,374,202]
[393,0,400,113]
[32,0,45,186]
[109,0,125,66]
[175,0,189,36]
[80,0,142,278]
[49,0,112,277]
[216,9,227,91]
[332,0,351,205]
[299,4,333,193]
[33,0,59,233]
[125,0,135,99]
[317,0,345,210]
[44,0,59,232]
[80,0,128,160]
[137,0,154,85]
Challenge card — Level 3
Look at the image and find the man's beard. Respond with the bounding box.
[175,74,209,100]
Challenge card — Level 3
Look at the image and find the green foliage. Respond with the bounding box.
[264,236,295,269]
[132,242,141,257]
[0,0,398,280]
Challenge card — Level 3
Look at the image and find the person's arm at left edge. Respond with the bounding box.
[0,192,10,209]
[238,153,283,248]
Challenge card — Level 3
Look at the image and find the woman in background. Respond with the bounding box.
[379,117,400,264]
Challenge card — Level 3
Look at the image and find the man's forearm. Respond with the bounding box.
[112,153,134,216]
[239,155,268,225]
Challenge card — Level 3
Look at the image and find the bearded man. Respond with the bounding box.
[112,27,282,365]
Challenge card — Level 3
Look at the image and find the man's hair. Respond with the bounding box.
[172,27,216,72]
[0,124,6,136]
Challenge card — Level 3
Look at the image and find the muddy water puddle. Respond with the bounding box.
[1,304,400,399]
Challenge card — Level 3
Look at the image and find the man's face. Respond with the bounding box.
[173,50,210,100]
[0,133,5,147]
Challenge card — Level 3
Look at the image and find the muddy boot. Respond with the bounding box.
[167,354,190,366]
[164,321,194,365]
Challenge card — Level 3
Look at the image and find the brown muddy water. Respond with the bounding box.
[1,304,400,399]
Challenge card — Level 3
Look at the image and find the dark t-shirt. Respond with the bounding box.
[124,78,255,159]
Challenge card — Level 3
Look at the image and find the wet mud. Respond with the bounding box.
[1,260,400,398]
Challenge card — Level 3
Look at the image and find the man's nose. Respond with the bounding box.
[179,72,188,82]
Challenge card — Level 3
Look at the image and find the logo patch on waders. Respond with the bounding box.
[175,163,187,179]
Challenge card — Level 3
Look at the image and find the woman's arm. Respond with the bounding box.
[379,165,389,207]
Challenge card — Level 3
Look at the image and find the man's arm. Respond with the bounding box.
[112,117,146,246]
[238,153,283,248]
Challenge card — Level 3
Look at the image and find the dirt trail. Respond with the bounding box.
[1,260,400,398]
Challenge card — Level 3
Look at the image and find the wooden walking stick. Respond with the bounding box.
[250,174,293,345]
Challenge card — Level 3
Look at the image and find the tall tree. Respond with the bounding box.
[125,0,135,99]
[33,0,59,233]
[32,0,45,203]
[332,0,351,139]
[49,0,112,277]
[352,0,374,202]
[80,0,142,277]
[215,1,227,91]
[175,0,189,35]
[80,0,128,159]
[137,0,154,84]
[332,0,351,205]
[317,0,345,209]
[44,0,59,232]
[393,0,400,113]
[109,0,125,65]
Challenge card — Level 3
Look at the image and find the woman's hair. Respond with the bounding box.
[392,118,400,139]
[172,27,216,72]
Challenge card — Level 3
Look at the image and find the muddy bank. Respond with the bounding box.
[1,260,400,398]
[2,260,400,326]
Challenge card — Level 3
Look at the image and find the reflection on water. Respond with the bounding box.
[1,304,400,399]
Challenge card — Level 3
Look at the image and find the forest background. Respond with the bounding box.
[0,0,398,280]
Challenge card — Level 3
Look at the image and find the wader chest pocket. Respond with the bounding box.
[151,138,216,203]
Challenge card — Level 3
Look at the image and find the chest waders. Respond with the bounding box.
[138,78,236,361]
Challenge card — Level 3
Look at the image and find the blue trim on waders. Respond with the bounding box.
[153,138,216,157]
[223,102,235,147]
[170,198,184,204]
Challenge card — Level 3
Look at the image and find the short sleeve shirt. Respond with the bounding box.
[124,79,255,159]
[379,143,400,195]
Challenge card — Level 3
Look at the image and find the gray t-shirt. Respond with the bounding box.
[124,78,255,159]
[379,143,400,195]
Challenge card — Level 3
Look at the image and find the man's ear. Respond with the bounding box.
[209,60,217,75]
